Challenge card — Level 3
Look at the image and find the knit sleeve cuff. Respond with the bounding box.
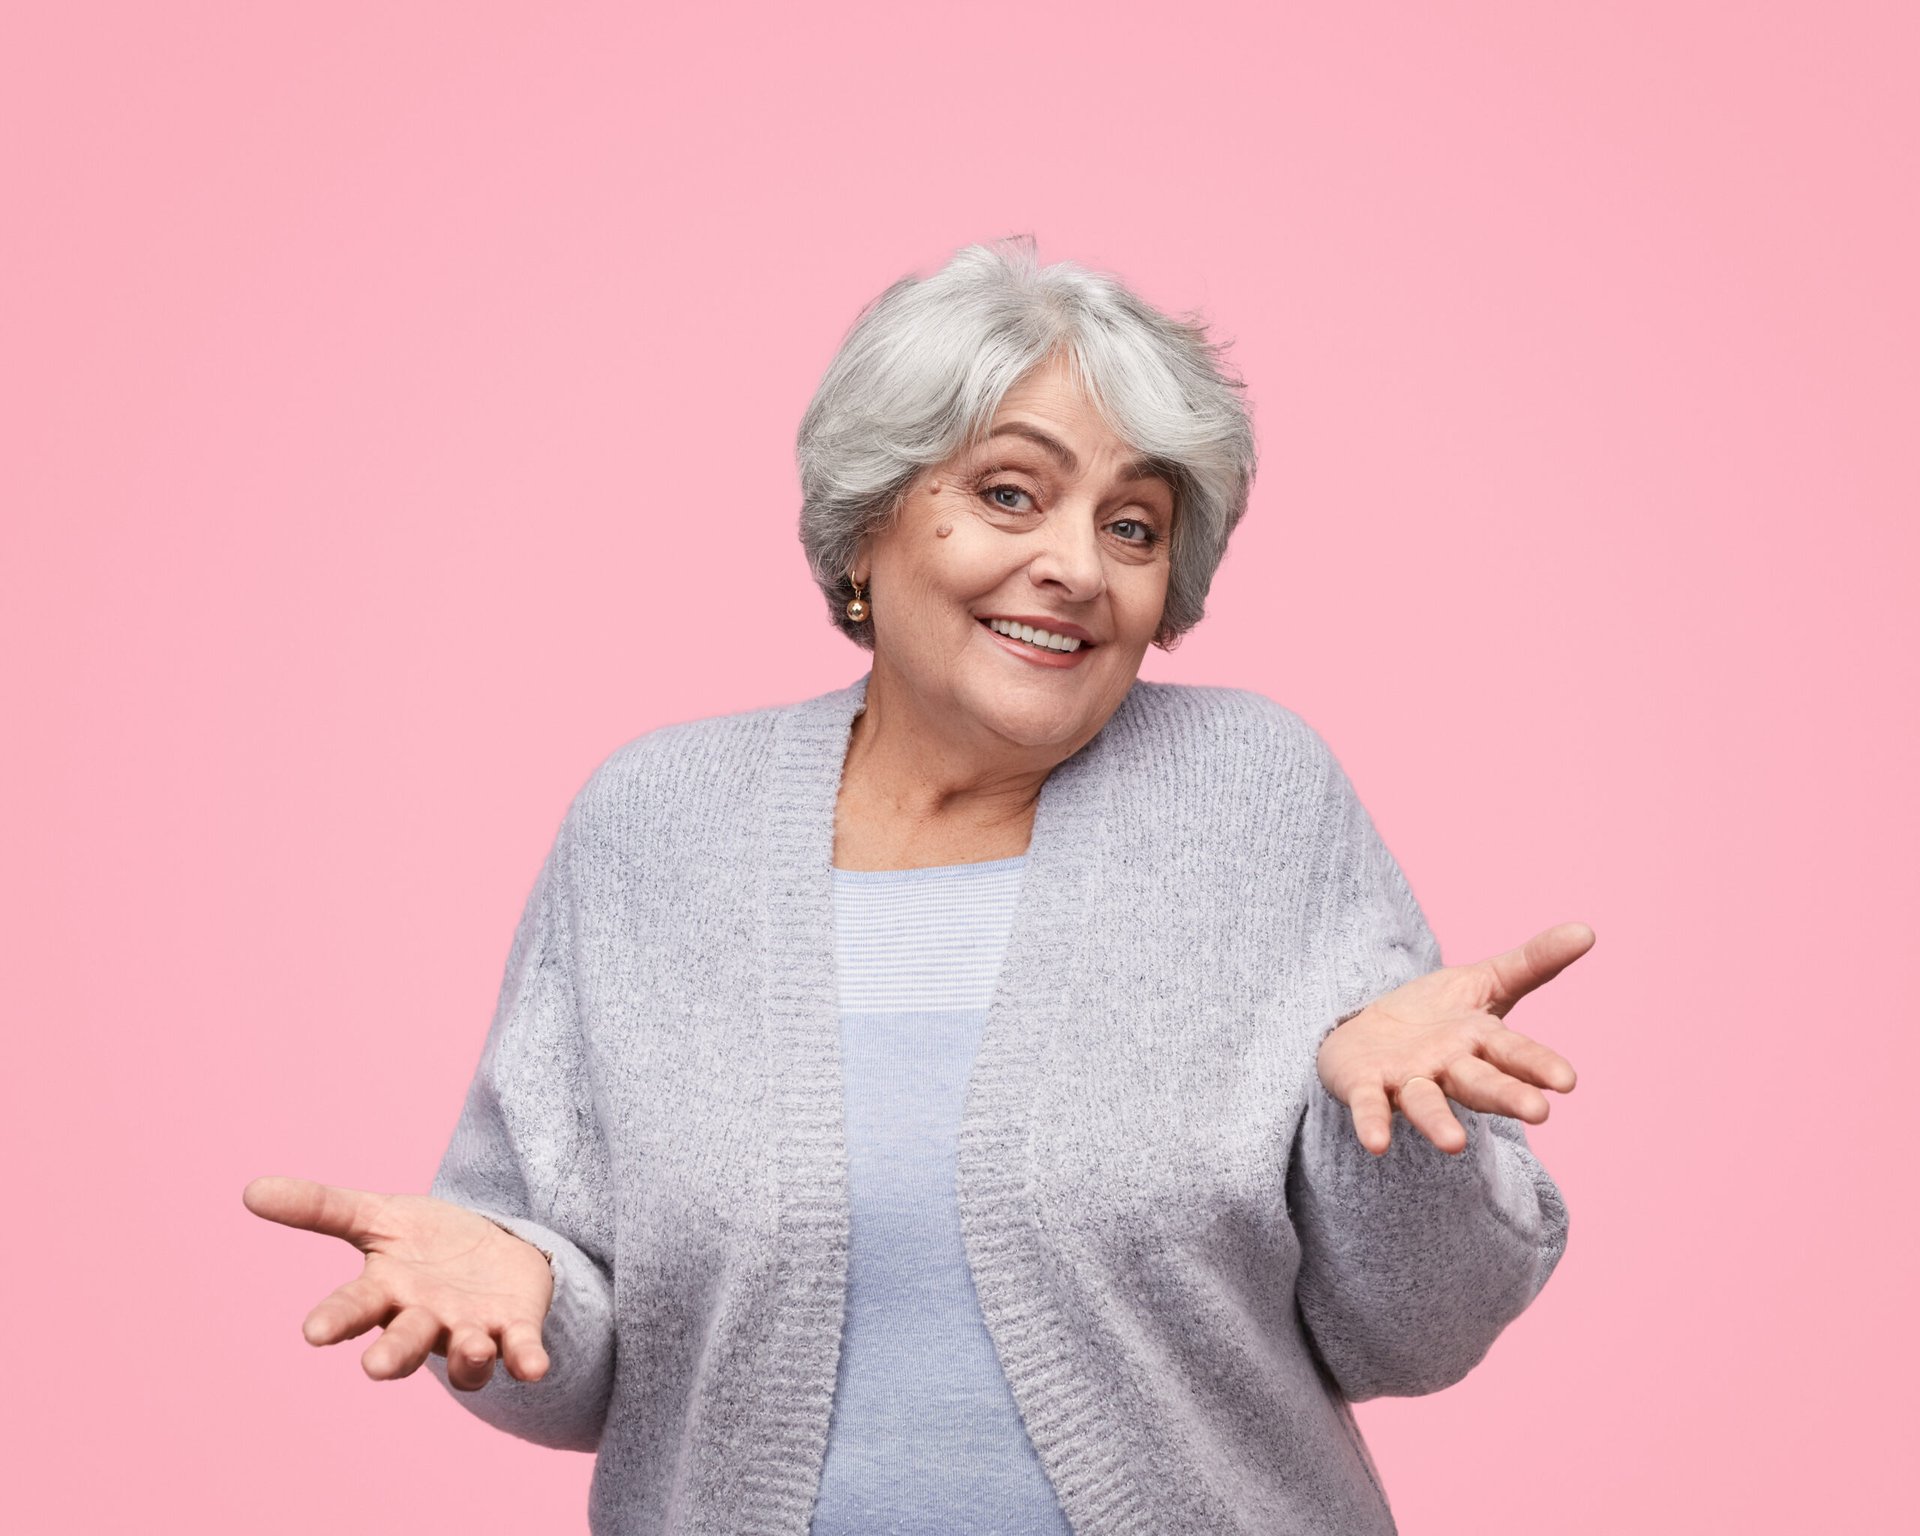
[421,1205,616,1451]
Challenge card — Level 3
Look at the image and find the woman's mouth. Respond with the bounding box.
[977,616,1092,669]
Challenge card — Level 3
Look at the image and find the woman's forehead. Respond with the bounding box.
[976,417,1167,486]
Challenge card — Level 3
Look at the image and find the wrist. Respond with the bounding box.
[482,1214,555,1269]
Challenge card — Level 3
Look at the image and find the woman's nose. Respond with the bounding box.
[1026,506,1107,599]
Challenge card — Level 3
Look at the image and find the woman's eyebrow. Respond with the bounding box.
[986,420,1078,471]
[985,421,1169,485]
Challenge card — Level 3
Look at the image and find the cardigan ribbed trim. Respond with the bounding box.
[741,670,1155,1532]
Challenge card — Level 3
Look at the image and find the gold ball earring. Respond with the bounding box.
[845,574,869,623]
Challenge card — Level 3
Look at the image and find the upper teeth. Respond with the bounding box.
[986,617,1082,652]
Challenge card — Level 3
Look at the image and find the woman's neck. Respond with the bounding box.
[831,685,1048,871]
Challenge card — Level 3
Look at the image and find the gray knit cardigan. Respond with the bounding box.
[424,671,1570,1534]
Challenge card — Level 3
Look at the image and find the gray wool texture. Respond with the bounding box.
[423,671,1570,1535]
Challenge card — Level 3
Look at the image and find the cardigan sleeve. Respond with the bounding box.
[1285,746,1571,1402]
[421,809,618,1451]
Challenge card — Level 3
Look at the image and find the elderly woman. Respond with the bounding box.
[246,237,1585,1535]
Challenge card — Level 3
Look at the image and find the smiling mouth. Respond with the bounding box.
[977,616,1093,654]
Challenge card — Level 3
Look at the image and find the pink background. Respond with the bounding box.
[7,3,1914,1530]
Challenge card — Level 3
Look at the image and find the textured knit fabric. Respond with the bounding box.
[813,854,1073,1534]
[423,670,1571,1535]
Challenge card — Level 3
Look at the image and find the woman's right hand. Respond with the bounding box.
[243,1175,556,1392]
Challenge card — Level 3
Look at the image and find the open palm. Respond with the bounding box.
[242,1175,554,1391]
[1317,921,1590,1156]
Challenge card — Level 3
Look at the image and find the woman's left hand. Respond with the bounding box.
[1317,922,1591,1156]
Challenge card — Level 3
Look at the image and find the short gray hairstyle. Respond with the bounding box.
[796,235,1258,651]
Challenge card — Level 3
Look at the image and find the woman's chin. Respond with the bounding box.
[953,674,1108,750]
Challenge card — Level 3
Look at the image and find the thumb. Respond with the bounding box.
[243,1176,383,1247]
[1480,922,1596,1016]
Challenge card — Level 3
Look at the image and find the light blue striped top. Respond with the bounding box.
[810,852,1073,1535]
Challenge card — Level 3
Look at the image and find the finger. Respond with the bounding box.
[1345,1081,1394,1157]
[500,1318,551,1383]
[1479,923,1596,1016]
[362,1306,444,1382]
[303,1274,393,1346]
[442,1325,498,1393]
[243,1176,382,1247]
[1439,1053,1550,1124]
[1478,1024,1579,1093]
[1393,1076,1468,1155]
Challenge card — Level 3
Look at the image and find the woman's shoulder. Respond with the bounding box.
[1115,679,1339,777]
[560,694,791,839]
[1092,681,1370,870]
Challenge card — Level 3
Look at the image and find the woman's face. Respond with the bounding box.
[856,352,1176,759]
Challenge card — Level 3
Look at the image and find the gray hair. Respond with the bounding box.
[795,235,1258,651]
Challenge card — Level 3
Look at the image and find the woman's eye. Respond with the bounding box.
[984,484,1034,511]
